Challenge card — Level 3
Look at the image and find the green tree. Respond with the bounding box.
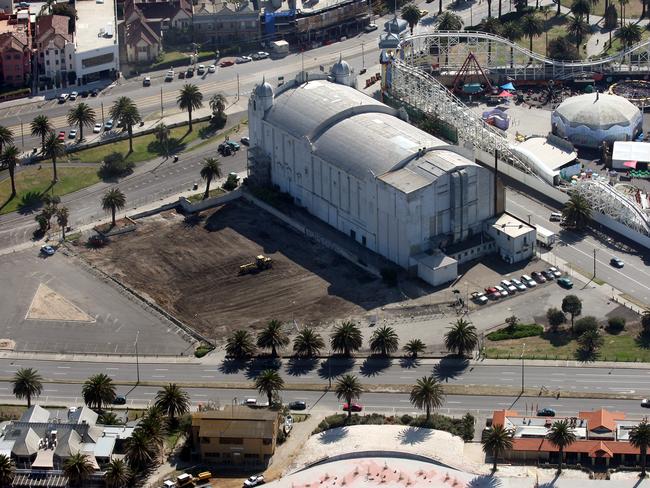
[604,3,618,28]
[200,157,222,200]
[548,36,580,60]
[502,21,524,66]
[571,0,592,22]
[617,22,643,47]
[330,321,363,356]
[104,458,131,488]
[577,328,603,356]
[409,376,444,420]
[479,17,503,60]
[225,330,256,358]
[31,115,53,153]
[444,318,478,356]
[257,319,289,357]
[0,454,15,487]
[109,97,141,153]
[177,84,203,132]
[293,327,325,357]
[401,3,422,33]
[521,13,544,52]
[0,145,19,198]
[642,311,650,336]
[561,294,582,328]
[334,374,362,419]
[567,15,590,50]
[67,102,95,141]
[12,368,43,408]
[56,206,69,240]
[43,132,65,182]
[482,424,514,471]
[255,369,285,405]
[369,325,399,356]
[63,452,94,487]
[98,411,121,425]
[618,0,629,26]
[546,307,566,330]
[101,187,126,227]
[437,11,463,30]
[547,420,577,473]
[138,406,166,452]
[403,338,426,357]
[209,93,227,116]
[630,420,650,477]
[82,373,116,411]
[154,123,171,157]
[39,0,56,15]
[0,125,13,154]
[126,428,155,472]
[155,383,190,424]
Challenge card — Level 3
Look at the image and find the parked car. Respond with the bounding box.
[40,245,56,256]
[500,280,517,293]
[471,291,488,305]
[178,71,186,79]
[510,278,527,292]
[364,23,378,32]
[104,119,113,130]
[537,408,556,417]
[521,275,537,287]
[226,141,240,151]
[494,285,508,297]
[610,257,624,268]
[219,60,234,67]
[208,64,216,73]
[236,55,253,64]
[143,76,151,86]
[93,123,102,133]
[186,67,194,78]
[342,402,363,412]
[57,131,66,141]
[68,129,77,139]
[419,9,428,16]
[197,64,205,74]
[218,143,232,156]
[243,475,264,487]
[549,212,563,222]
[557,277,574,289]
[165,70,174,81]
[288,401,307,410]
[69,91,78,100]
[240,136,250,146]
[541,270,555,281]
[548,267,562,278]
[112,395,126,405]
[252,51,269,60]
[641,399,650,408]
[484,287,501,299]
[80,90,89,98]
[531,271,546,283]
[58,93,69,103]
[91,88,99,96]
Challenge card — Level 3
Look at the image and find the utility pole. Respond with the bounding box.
[237,74,240,101]
[101,102,105,124]
[593,249,597,278]
[20,120,24,149]
[134,330,140,385]
[160,86,164,118]
[361,42,365,69]
[521,343,526,393]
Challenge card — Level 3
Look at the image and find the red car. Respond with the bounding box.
[219,60,234,67]
[484,286,501,299]
[342,402,363,412]
[57,131,66,141]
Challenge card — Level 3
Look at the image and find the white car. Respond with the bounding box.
[500,280,517,293]
[58,93,69,103]
[494,285,508,297]
[93,123,102,133]
[208,64,216,73]
[244,475,264,487]
[510,278,527,291]
[252,51,269,60]
[548,267,562,278]
[521,274,537,287]
[236,55,252,63]
[471,291,488,305]
[244,398,257,406]
[197,64,206,74]
[69,91,78,100]
[165,69,174,81]
[68,129,77,139]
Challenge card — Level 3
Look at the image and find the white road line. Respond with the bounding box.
[152,375,166,378]
[57,366,71,369]
[106,368,119,371]
[154,368,168,371]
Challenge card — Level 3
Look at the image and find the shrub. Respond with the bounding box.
[606,317,626,334]
[380,267,398,286]
[400,414,414,425]
[642,312,650,335]
[547,36,579,61]
[574,316,599,336]
[461,413,475,442]
[487,323,543,341]
[222,173,239,191]
[194,344,214,358]
[547,308,566,329]
[99,152,134,178]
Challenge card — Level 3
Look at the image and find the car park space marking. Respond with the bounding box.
[152,375,166,378]
[106,368,119,370]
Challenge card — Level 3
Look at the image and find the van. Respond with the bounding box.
[197,472,212,481]
[549,212,562,222]
[177,473,194,487]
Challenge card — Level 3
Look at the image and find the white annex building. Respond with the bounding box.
[248,61,515,286]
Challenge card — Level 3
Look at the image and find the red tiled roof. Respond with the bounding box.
[579,409,626,432]
[36,14,72,45]
[125,15,160,45]
[491,410,518,427]
[511,438,639,458]
[0,31,27,52]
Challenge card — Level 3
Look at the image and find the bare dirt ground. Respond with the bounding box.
[25,283,95,322]
[79,200,400,341]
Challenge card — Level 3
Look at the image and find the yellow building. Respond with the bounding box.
[191,406,279,468]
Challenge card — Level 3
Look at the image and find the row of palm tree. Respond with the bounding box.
[226,319,478,359]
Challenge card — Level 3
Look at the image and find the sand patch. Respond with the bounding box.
[26,283,95,323]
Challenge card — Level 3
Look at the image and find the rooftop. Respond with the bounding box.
[75,0,117,51]
[489,213,534,238]
[553,92,642,129]
[515,136,577,171]
[193,406,278,439]
[612,141,650,163]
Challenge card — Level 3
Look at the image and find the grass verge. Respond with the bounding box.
[560,0,643,18]
[487,323,544,341]
[187,188,225,204]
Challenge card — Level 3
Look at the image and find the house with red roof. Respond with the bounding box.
[0,11,32,87]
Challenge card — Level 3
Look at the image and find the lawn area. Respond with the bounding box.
[187,187,225,204]
[515,14,588,57]
[602,29,650,55]
[0,166,100,215]
[560,0,644,18]
[149,49,215,71]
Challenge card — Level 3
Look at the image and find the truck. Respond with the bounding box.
[239,255,273,275]
[270,40,289,57]
[535,224,557,248]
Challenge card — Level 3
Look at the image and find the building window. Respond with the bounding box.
[5,75,12,81]
[55,50,58,55]
[262,438,272,445]
[219,437,243,445]
[244,454,258,459]
[204,452,220,458]
[200,437,210,444]
[362,236,366,246]
[14,54,20,60]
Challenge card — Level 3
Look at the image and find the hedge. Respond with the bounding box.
[487,323,543,341]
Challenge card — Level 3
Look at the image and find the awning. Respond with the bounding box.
[32,449,54,469]
[624,161,637,169]
[500,82,515,90]
[498,90,514,97]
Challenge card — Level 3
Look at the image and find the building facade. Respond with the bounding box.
[193,1,259,46]
[0,12,32,87]
[485,213,535,264]
[35,14,75,87]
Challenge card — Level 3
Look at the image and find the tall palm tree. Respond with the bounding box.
[82,373,116,411]
[502,21,523,67]
[481,424,514,471]
[0,454,14,487]
[562,193,591,229]
[616,22,643,47]
[256,319,289,357]
[43,132,65,182]
[521,13,544,52]
[335,374,362,419]
[154,122,171,156]
[0,125,12,154]
[209,93,227,116]
[66,103,95,141]
[200,157,222,200]
[331,321,363,356]
[63,452,94,487]
[369,325,399,356]
[126,428,155,471]
[630,420,650,477]
[444,319,478,357]
[255,369,285,405]
[138,406,166,452]
[154,383,190,424]
[0,145,19,198]
[31,115,53,153]
[547,419,577,473]
[293,327,325,357]
[101,187,126,227]
[177,84,203,132]
[104,458,131,488]
[403,339,426,358]
[98,411,121,425]
[437,11,463,30]
[571,0,592,22]
[225,330,256,358]
[568,15,590,50]
[12,368,43,408]
[410,376,444,420]
[109,97,141,153]
[479,17,503,61]
[618,0,629,25]
[401,3,422,33]
[56,206,69,240]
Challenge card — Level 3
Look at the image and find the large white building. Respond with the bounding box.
[248,62,502,286]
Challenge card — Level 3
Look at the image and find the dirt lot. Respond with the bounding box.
[79,200,400,341]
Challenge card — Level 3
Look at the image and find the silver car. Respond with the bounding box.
[500,280,517,293]
[510,278,527,291]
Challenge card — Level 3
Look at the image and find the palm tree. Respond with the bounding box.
[200,157,222,200]
[618,0,629,25]
[154,122,171,156]
[39,0,56,15]
[98,411,121,425]
[293,327,325,357]
[617,22,642,47]
[479,17,503,61]
[154,383,190,424]
[255,369,285,405]
[482,424,514,471]
[31,115,53,153]
[104,458,131,488]
[225,330,256,358]
[577,328,603,356]
[0,145,19,198]
[0,454,14,487]
[55,206,69,239]
[256,319,289,357]
[437,11,463,30]
[401,3,422,33]
[403,339,426,358]
[335,374,362,419]
[109,97,141,153]
[444,318,478,357]
[126,428,155,471]
[101,187,126,227]
[630,420,650,477]
[502,21,523,66]
[547,419,577,473]
[82,373,116,411]
[369,325,399,356]
[43,132,65,182]
[521,13,544,52]
[177,84,203,132]
[562,192,591,229]
[209,93,227,116]
[568,15,590,50]
[410,376,444,420]
[12,368,43,408]
[571,0,592,22]
[67,103,95,141]
[138,406,166,452]
[0,125,12,154]
[330,321,363,356]
[63,452,94,487]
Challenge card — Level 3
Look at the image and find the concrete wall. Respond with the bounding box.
[178,188,242,213]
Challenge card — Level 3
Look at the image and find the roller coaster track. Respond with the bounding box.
[401,30,650,79]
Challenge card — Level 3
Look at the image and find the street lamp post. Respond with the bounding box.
[134,330,140,385]
[521,343,526,393]
[593,249,597,278]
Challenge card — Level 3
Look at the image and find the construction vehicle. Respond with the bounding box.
[239,255,273,275]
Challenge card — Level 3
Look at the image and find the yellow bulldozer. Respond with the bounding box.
[239,255,273,275]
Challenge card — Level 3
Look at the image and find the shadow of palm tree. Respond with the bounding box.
[399,357,420,369]
[286,357,319,376]
[17,190,45,214]
[467,474,503,488]
[433,356,469,382]
[396,427,432,445]
[635,332,650,349]
[219,358,248,374]
[575,347,598,363]
[359,356,392,377]
[542,329,573,347]
[318,427,349,444]
[538,472,561,488]
[317,356,355,381]
[244,356,282,379]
